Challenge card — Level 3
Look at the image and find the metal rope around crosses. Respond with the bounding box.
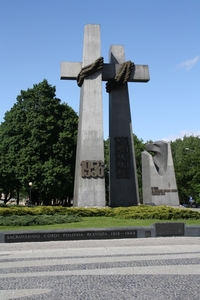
[76,57,104,87]
[106,60,134,93]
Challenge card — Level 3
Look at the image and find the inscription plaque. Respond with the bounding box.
[115,137,130,179]
[5,228,137,243]
[151,187,178,196]
[155,223,185,236]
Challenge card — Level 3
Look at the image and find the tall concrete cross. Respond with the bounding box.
[60,24,149,207]
[108,45,149,207]
[61,24,105,207]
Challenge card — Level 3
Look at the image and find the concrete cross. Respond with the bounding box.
[60,24,150,207]
[60,24,105,207]
[107,45,150,207]
[61,56,149,84]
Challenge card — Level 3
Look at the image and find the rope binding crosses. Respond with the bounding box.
[106,61,134,93]
[76,57,104,87]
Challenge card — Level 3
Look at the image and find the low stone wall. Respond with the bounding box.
[1,223,200,243]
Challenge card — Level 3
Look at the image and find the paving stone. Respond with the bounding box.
[0,237,200,300]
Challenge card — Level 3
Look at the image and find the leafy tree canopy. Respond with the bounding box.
[171,135,200,204]
[0,79,78,205]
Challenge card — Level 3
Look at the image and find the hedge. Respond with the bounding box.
[0,205,200,220]
[0,214,81,226]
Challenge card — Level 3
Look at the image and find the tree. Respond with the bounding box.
[133,134,146,201]
[171,135,200,204]
[0,80,78,205]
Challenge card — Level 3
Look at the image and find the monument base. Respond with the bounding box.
[1,223,200,243]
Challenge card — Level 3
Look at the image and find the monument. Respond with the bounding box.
[61,24,150,207]
[60,24,105,207]
[142,141,179,206]
[107,45,150,207]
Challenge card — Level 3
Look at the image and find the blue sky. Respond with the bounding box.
[1,0,200,142]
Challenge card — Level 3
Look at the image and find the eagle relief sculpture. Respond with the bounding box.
[142,141,179,206]
[145,141,168,176]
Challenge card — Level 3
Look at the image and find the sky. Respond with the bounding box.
[1,0,200,142]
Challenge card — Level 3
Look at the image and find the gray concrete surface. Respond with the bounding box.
[142,142,179,206]
[0,237,200,299]
[61,24,105,207]
[109,45,140,207]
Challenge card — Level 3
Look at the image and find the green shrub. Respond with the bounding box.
[0,205,200,220]
[0,214,81,226]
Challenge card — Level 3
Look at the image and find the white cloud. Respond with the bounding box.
[162,130,200,142]
[176,56,200,71]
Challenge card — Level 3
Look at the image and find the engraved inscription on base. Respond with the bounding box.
[151,186,177,195]
[115,137,130,179]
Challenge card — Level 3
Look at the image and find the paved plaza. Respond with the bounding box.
[0,237,200,300]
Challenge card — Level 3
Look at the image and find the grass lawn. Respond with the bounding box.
[0,216,200,231]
